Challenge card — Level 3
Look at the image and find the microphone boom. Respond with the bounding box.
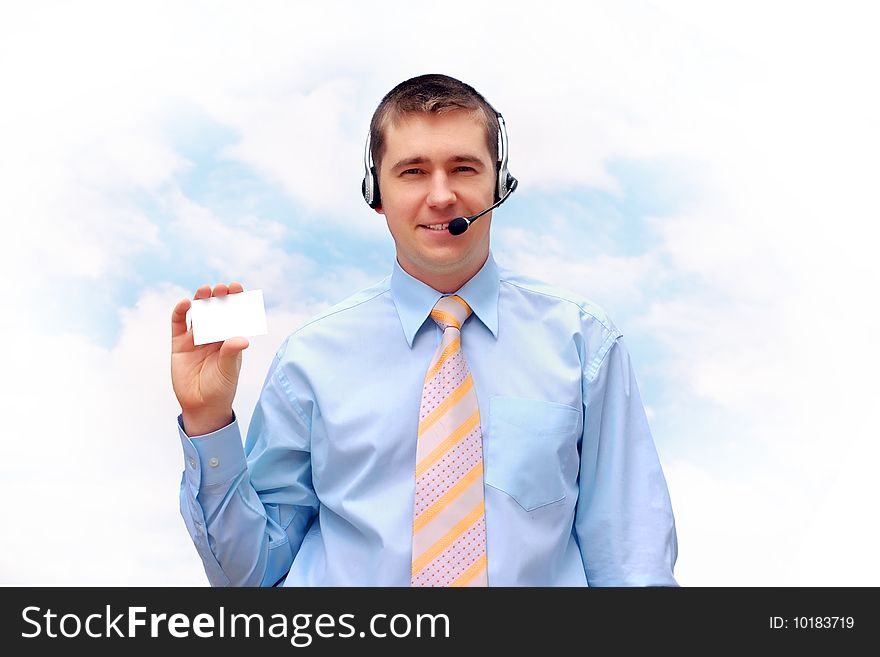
[448,178,518,236]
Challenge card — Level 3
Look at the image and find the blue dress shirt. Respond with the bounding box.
[178,252,678,586]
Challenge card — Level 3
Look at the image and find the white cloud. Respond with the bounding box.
[0,283,323,585]
[167,191,315,302]
[791,432,880,586]
[1,285,202,584]
[211,78,381,227]
[497,226,664,310]
[631,2,880,584]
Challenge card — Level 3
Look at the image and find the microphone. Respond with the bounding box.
[448,178,518,236]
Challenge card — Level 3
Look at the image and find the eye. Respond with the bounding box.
[401,168,424,175]
[453,166,477,173]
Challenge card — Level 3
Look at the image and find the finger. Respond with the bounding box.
[212,283,229,297]
[228,281,244,294]
[171,298,192,339]
[193,285,211,300]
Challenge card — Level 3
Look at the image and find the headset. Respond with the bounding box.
[361,109,518,222]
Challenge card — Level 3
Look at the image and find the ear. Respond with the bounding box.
[374,206,384,215]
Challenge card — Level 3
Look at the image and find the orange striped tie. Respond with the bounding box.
[411,295,488,587]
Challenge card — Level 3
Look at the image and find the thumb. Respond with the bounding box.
[217,337,249,376]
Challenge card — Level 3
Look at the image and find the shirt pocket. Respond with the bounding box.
[485,396,581,512]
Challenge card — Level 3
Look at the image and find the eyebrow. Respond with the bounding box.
[390,154,488,170]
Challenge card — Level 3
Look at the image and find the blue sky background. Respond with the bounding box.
[2,0,879,586]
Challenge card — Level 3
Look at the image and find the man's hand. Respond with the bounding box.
[171,282,249,436]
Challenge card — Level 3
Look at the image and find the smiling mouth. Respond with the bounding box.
[421,223,450,231]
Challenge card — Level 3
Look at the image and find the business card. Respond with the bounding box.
[188,289,268,346]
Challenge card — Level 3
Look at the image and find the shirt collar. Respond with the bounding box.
[390,251,500,347]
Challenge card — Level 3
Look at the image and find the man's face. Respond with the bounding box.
[376,110,496,290]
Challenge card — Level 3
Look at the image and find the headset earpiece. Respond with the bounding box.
[494,111,516,203]
[362,133,382,209]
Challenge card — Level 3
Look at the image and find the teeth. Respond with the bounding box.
[425,223,449,231]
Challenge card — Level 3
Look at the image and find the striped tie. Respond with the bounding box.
[411,295,488,587]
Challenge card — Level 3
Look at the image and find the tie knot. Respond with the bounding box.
[430,295,472,331]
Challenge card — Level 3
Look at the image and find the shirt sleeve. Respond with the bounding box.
[178,353,319,587]
[575,335,678,586]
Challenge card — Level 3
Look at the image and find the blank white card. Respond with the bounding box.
[188,289,268,346]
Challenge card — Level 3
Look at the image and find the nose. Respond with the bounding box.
[426,172,456,209]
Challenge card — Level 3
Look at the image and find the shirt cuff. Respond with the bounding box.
[177,413,247,490]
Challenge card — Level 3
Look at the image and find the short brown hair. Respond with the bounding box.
[369,74,500,170]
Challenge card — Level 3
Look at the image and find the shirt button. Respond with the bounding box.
[208,457,220,468]
[188,457,197,469]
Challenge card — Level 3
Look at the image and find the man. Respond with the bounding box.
[171,74,678,586]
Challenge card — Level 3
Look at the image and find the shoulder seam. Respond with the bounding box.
[291,285,391,336]
[273,366,312,430]
[584,331,621,383]
[499,276,618,335]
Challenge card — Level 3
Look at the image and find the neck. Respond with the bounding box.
[399,251,489,294]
